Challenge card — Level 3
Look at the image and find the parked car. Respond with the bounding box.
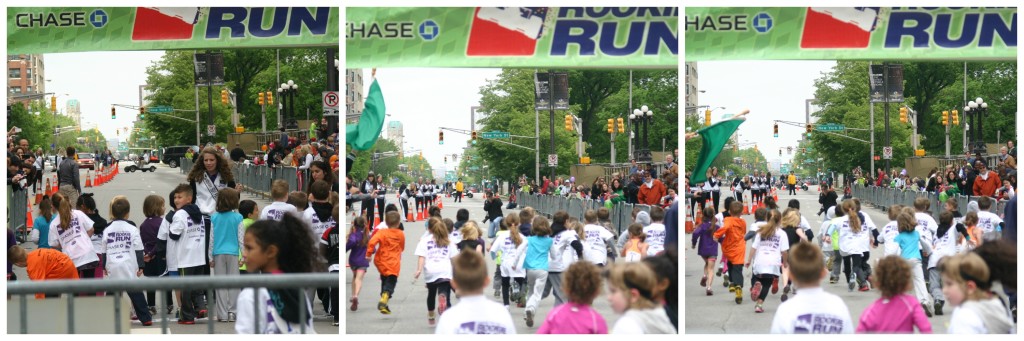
[161,145,195,168]
[77,152,95,170]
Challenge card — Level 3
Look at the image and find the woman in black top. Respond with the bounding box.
[708,167,722,213]
[374,174,387,222]
[360,172,378,223]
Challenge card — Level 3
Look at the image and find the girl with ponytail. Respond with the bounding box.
[236,213,321,333]
[837,199,872,292]
[47,192,100,282]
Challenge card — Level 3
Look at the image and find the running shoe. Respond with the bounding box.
[142,321,153,326]
[700,276,707,287]
[716,268,722,277]
[723,278,731,288]
[350,296,359,311]
[525,310,534,327]
[754,303,764,313]
[428,311,436,326]
[922,302,933,317]
[848,275,857,292]
[706,288,713,296]
[198,309,208,319]
[750,281,762,302]
[438,294,448,315]
[859,285,870,292]
[771,278,779,294]
[228,312,236,322]
[734,286,743,305]
[177,320,195,325]
[934,300,944,316]
[378,293,391,315]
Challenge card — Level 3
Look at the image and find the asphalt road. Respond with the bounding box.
[683,186,953,334]
[12,163,339,334]
[344,193,622,334]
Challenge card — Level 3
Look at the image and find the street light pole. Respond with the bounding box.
[548,71,555,181]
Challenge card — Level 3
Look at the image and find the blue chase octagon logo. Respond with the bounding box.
[419,20,439,41]
[90,9,108,28]
[752,12,773,33]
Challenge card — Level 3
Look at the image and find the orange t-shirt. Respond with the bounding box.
[27,248,80,299]
[366,228,406,276]
[713,216,747,264]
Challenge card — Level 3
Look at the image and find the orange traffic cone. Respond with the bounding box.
[742,202,750,215]
[417,210,424,220]
[35,187,43,205]
[437,197,443,209]
[26,199,34,229]
[44,178,51,197]
[407,211,414,221]
[695,214,702,226]
[85,170,93,187]
[685,220,694,234]
[52,175,58,194]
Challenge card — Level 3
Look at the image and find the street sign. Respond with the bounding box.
[534,72,569,110]
[815,123,846,132]
[869,64,905,103]
[481,131,510,139]
[193,52,225,87]
[207,124,216,136]
[548,154,558,167]
[322,91,339,110]
[805,158,814,163]
[883,146,893,159]
[148,106,173,113]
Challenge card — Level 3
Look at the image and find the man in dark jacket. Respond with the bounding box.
[818,183,838,216]
[624,172,642,204]
[482,191,503,238]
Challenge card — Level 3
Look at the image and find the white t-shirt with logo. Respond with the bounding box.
[414,237,458,284]
[770,287,854,334]
[157,217,178,270]
[976,211,1003,234]
[48,210,99,268]
[170,209,206,268]
[878,221,901,257]
[100,220,144,280]
[435,295,517,334]
[582,224,615,265]
[548,229,579,272]
[837,215,873,255]
[643,223,667,256]
[303,206,337,250]
[490,233,528,278]
[914,212,939,245]
[929,226,960,269]
[260,201,299,221]
[752,228,790,276]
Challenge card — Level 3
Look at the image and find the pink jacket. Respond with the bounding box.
[537,302,608,334]
[856,294,932,333]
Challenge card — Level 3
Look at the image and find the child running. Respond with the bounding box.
[490,213,528,308]
[235,214,319,334]
[99,195,153,325]
[519,216,553,327]
[960,212,983,250]
[434,249,517,334]
[622,223,649,263]
[856,255,932,333]
[770,242,853,334]
[582,209,616,266]
[366,211,406,315]
[940,253,1015,334]
[713,201,746,304]
[605,262,675,334]
[345,216,370,311]
[974,196,1004,239]
[894,207,935,317]
[537,261,607,334]
[747,209,788,313]
[929,210,968,316]
[878,205,904,257]
[413,217,459,326]
[691,207,717,295]
[837,199,872,292]
[778,208,807,301]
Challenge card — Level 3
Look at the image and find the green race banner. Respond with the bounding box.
[346,7,678,68]
[686,7,1016,61]
[7,7,339,54]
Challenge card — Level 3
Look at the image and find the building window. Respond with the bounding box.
[9,68,21,78]
[12,87,22,94]
[26,86,32,93]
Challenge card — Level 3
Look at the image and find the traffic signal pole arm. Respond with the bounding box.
[773,119,870,143]
[439,126,536,151]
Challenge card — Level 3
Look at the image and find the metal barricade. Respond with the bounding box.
[514,192,651,236]
[8,185,29,236]
[7,273,337,334]
[851,185,1008,216]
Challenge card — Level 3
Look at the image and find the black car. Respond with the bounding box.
[162,146,195,168]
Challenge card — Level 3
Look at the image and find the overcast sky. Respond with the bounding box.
[44,51,165,143]
[690,60,836,167]
[360,68,502,174]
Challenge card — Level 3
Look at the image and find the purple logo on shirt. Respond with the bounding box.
[793,314,844,334]
[457,321,508,334]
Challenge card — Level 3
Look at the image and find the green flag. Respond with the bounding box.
[346,79,385,151]
[689,118,745,185]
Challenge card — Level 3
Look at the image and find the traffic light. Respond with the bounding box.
[111,107,116,119]
[564,115,573,131]
[779,149,782,156]
[788,146,792,154]
[221,89,229,104]
[139,106,146,119]
[439,130,444,145]
[266,91,274,105]
[899,107,908,123]
[616,118,624,133]
[805,124,812,135]
[941,110,949,126]
[952,109,959,125]
[773,123,779,138]
[471,131,477,144]
[754,144,758,152]
[444,156,447,163]
[607,119,614,134]
[51,97,57,112]
[704,109,711,126]
[419,151,423,160]
[733,144,737,152]
[258,92,265,106]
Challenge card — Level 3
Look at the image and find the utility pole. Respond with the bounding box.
[628,70,633,161]
[548,71,556,181]
[194,79,200,146]
[206,50,214,146]
[883,61,891,173]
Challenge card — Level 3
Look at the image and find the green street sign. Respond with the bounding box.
[816,124,846,132]
[148,106,173,113]
[481,131,510,139]
[805,158,814,163]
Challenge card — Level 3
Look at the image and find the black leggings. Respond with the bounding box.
[375,197,385,221]
[752,274,777,302]
[400,198,410,219]
[426,280,452,311]
[842,254,866,286]
[727,262,744,289]
[696,195,707,214]
[711,191,721,213]
[501,276,526,306]
[415,197,424,212]
[363,198,376,222]
[690,195,700,218]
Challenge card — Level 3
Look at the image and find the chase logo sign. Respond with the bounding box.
[89,9,107,28]
[419,19,439,40]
